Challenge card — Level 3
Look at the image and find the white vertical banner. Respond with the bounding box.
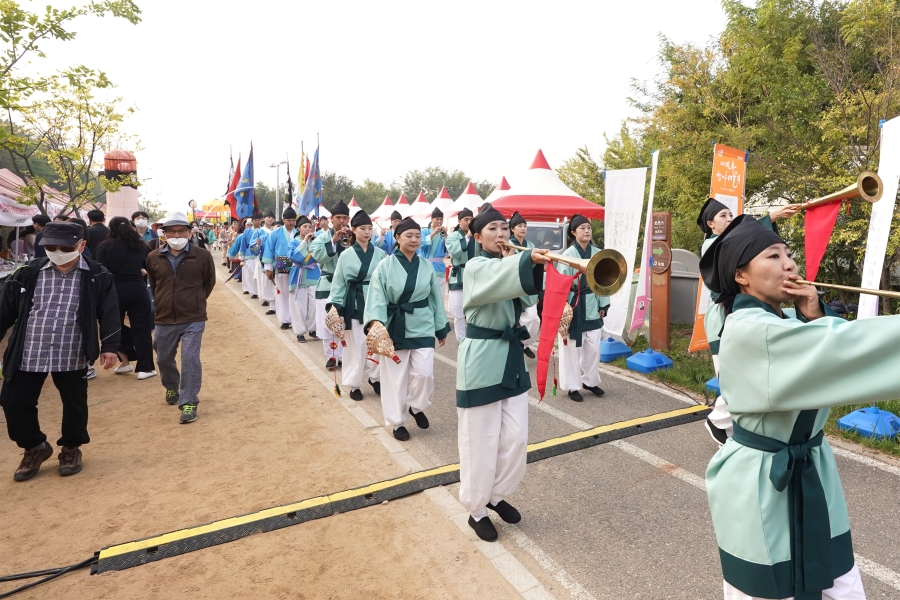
[603,167,648,338]
[858,116,900,318]
[629,151,659,335]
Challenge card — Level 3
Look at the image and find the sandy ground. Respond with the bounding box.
[0,277,518,599]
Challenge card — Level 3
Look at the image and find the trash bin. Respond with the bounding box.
[670,249,700,324]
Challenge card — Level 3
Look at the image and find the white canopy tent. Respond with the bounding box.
[371,195,395,223]
[407,191,433,225]
[394,193,411,218]
[431,186,455,214]
[483,176,512,204]
[348,197,362,217]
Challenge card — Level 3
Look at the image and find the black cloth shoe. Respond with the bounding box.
[297,334,306,343]
[568,390,583,402]
[251,295,258,299]
[308,331,318,339]
[325,358,337,371]
[705,418,727,447]
[349,389,363,401]
[583,384,605,397]
[523,347,536,359]
[369,379,381,395]
[409,408,429,429]
[266,309,276,315]
[243,291,250,295]
[261,300,270,307]
[487,500,521,524]
[280,323,291,330]
[468,515,498,542]
[338,360,342,368]
[393,426,410,441]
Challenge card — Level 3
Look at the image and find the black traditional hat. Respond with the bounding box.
[331,200,350,216]
[431,207,443,218]
[471,207,506,235]
[282,207,297,219]
[351,210,372,228]
[508,211,526,229]
[390,210,402,221]
[697,198,730,237]
[394,217,421,237]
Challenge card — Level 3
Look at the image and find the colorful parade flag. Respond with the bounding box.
[223,156,242,220]
[233,144,255,219]
[298,147,322,216]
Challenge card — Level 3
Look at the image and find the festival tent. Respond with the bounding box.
[491,150,605,221]
[0,168,77,225]
[371,195,394,222]
[483,176,512,204]
[348,197,362,217]
[448,182,483,218]
[395,193,411,217]
[407,191,433,224]
[430,186,456,214]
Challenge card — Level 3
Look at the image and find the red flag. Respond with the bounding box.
[537,263,577,400]
[804,201,841,281]
[223,157,242,220]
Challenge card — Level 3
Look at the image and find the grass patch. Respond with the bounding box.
[825,401,900,458]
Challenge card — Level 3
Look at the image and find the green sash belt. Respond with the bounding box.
[731,422,832,600]
[345,280,366,324]
[465,322,530,390]
[386,298,429,342]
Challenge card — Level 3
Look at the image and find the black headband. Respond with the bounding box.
[457,208,473,220]
[282,207,297,219]
[568,214,589,236]
[431,207,443,218]
[297,216,311,226]
[394,217,421,238]
[697,198,730,237]
[471,207,507,234]
[508,211,526,229]
[351,210,372,228]
[390,210,402,221]
[331,201,350,216]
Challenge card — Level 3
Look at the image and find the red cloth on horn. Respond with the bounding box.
[804,201,842,281]
[537,263,577,400]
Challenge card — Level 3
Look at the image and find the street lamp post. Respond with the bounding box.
[270,161,287,219]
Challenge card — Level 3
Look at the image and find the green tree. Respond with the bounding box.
[254,182,276,217]
[320,171,355,209]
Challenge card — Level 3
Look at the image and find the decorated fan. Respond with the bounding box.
[325,306,348,347]
[558,303,574,345]
[366,321,401,364]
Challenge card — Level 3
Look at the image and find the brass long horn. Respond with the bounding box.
[799,171,883,210]
[500,241,628,297]
[794,279,900,300]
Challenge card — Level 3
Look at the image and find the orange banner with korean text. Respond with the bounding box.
[688,144,747,352]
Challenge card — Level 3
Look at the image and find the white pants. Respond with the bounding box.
[342,320,380,390]
[291,285,316,336]
[257,261,276,302]
[379,348,434,429]
[434,273,446,299]
[458,392,529,520]
[449,289,466,342]
[520,304,540,344]
[709,355,734,437]
[315,297,343,361]
[723,564,865,599]
[241,259,259,296]
[558,328,602,392]
[273,273,291,324]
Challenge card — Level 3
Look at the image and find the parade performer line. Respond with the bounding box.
[92,404,709,574]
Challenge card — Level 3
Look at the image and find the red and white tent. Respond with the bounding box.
[371,195,394,222]
[483,176,511,204]
[431,186,455,214]
[407,191,433,224]
[448,182,483,218]
[348,197,362,217]
[395,193,411,218]
[491,150,605,221]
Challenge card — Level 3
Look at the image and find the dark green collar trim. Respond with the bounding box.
[732,294,785,318]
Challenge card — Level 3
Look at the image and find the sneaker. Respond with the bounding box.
[13,442,53,482]
[349,389,363,401]
[487,500,521,524]
[296,334,307,343]
[583,384,605,397]
[58,446,83,477]
[468,515,498,542]
[266,309,276,315]
[369,379,381,395]
[523,347,536,359]
[568,390,583,402]
[251,294,258,299]
[261,301,270,307]
[84,368,97,380]
[113,364,133,374]
[325,358,337,371]
[165,389,180,405]
[409,408,429,429]
[393,426,410,441]
[180,403,198,424]
[705,418,727,447]
[137,371,157,380]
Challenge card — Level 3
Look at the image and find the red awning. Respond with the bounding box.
[490,194,605,221]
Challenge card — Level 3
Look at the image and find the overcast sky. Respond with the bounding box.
[36,0,727,212]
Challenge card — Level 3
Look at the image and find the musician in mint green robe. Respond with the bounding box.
[555,214,609,403]
[327,210,385,400]
[445,208,475,342]
[309,201,351,369]
[509,211,539,355]
[363,218,450,442]
[455,207,551,543]
[700,215,876,600]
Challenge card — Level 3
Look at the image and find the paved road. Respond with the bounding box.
[237,279,900,599]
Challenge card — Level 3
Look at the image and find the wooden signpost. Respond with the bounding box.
[650,211,671,350]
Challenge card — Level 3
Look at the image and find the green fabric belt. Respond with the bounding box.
[465,322,530,390]
[386,298,429,342]
[345,279,366,324]
[731,421,831,600]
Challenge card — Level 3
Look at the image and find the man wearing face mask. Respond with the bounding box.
[131,211,158,243]
[146,212,216,424]
[0,221,120,481]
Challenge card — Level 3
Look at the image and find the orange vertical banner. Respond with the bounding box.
[688,144,747,352]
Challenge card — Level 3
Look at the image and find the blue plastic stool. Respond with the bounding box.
[705,376,720,405]
[600,337,632,362]
[837,406,900,439]
[626,349,673,374]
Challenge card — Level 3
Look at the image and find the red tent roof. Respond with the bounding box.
[491,150,605,221]
[498,176,511,191]
[349,197,360,207]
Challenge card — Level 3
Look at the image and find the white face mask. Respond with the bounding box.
[167,237,188,250]
[134,219,148,228]
[46,247,81,266]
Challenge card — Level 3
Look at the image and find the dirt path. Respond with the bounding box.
[0,276,519,599]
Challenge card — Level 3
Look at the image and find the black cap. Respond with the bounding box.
[39,221,84,246]
[283,207,297,219]
[509,211,526,229]
[568,214,590,236]
[457,208,473,220]
[251,211,263,220]
[331,200,350,216]
[264,210,276,219]
[297,216,311,227]
[351,210,372,228]
[431,207,444,219]
[390,210,402,221]
[395,217,421,238]
[697,198,730,237]
[471,207,507,235]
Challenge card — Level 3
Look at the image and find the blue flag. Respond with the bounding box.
[298,147,322,216]
[234,145,255,219]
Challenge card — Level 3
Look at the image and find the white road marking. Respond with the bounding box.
[831,445,900,478]
[854,554,900,592]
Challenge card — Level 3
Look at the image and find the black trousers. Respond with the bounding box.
[116,281,155,372]
[0,369,89,449]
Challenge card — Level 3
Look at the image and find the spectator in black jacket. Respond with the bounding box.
[86,209,109,255]
[0,222,120,481]
[96,217,155,380]
[31,215,51,258]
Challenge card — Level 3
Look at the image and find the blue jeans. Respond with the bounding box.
[153,322,205,407]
